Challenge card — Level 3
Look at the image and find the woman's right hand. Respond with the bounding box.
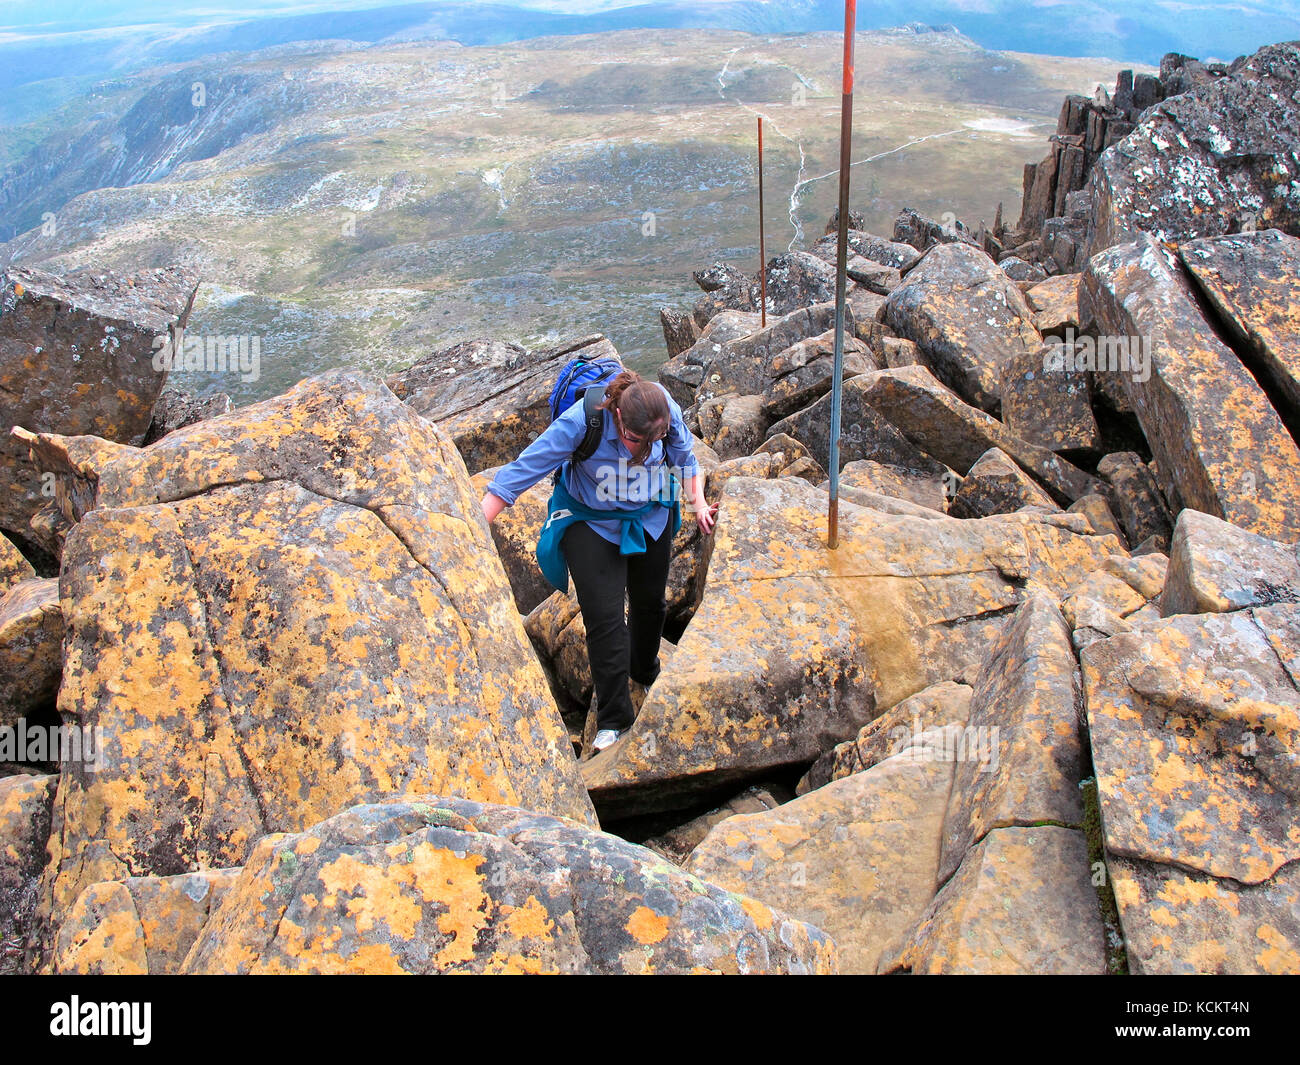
[481,492,507,524]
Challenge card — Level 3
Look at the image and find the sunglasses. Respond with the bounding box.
[616,411,665,447]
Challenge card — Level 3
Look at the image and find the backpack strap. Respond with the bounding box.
[552,384,608,487]
[573,385,607,463]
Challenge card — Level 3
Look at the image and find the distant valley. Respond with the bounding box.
[1,26,1141,402]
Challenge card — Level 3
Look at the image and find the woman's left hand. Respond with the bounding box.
[694,498,718,536]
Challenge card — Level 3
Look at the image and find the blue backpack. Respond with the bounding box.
[548,353,623,482]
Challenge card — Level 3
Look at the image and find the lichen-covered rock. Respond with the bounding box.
[884,242,1041,415]
[1026,273,1082,335]
[658,310,763,408]
[0,265,199,538]
[764,374,933,476]
[834,458,948,513]
[141,387,232,446]
[0,534,36,594]
[1086,42,1300,257]
[698,393,768,461]
[687,733,957,974]
[894,208,980,253]
[37,370,595,955]
[881,337,922,369]
[797,680,973,795]
[582,476,1123,817]
[1095,451,1172,549]
[181,798,839,974]
[691,303,849,406]
[811,230,921,272]
[1001,342,1099,453]
[851,365,1101,503]
[948,447,1059,519]
[691,263,756,326]
[0,578,62,728]
[883,826,1106,974]
[761,329,875,422]
[1082,234,1300,541]
[1083,603,1300,973]
[1107,855,1300,975]
[53,869,241,975]
[1161,508,1300,617]
[939,595,1084,883]
[751,252,837,317]
[386,334,618,476]
[1178,229,1300,423]
[0,773,56,974]
[1066,494,1127,545]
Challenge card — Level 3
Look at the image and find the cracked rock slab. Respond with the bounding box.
[54,869,241,975]
[883,826,1106,974]
[181,797,838,974]
[35,370,594,959]
[1084,603,1300,972]
[884,242,1042,415]
[939,595,1085,882]
[687,735,957,975]
[1082,234,1300,541]
[582,476,1124,818]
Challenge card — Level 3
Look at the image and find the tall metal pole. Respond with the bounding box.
[827,0,856,550]
[757,116,767,328]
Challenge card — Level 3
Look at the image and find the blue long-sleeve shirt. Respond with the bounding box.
[486,383,700,547]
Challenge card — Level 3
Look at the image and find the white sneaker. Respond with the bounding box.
[591,729,623,752]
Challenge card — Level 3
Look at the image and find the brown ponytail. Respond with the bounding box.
[599,370,670,466]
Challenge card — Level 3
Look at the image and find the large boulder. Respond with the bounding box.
[1083,603,1300,973]
[751,252,837,317]
[937,595,1084,883]
[1158,508,1300,619]
[581,476,1124,818]
[690,303,850,406]
[948,447,1059,519]
[687,732,959,974]
[761,329,876,422]
[1001,341,1099,454]
[35,370,595,957]
[181,798,839,974]
[1,265,198,541]
[1086,42,1300,258]
[849,365,1101,504]
[1178,229,1300,424]
[882,825,1107,974]
[884,242,1040,415]
[0,773,56,974]
[658,309,764,407]
[812,230,922,272]
[765,376,937,476]
[1082,234,1300,541]
[0,578,62,728]
[386,334,618,476]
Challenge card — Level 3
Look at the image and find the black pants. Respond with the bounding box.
[562,518,672,733]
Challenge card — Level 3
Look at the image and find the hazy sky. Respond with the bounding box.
[4,0,1296,35]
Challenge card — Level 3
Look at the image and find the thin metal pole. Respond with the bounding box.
[827,0,856,550]
[758,116,767,328]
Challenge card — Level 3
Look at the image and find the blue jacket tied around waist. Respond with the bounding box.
[537,476,682,593]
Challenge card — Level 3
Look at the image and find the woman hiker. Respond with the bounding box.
[480,370,717,754]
